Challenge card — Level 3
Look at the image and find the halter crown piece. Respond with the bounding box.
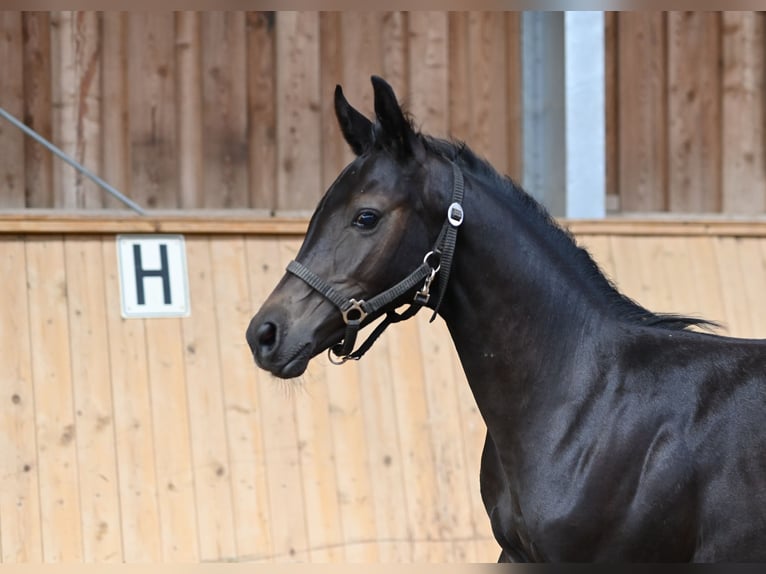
[286,160,465,364]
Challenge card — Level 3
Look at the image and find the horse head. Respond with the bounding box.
[247,76,451,378]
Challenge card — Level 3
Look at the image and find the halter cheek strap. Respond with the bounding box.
[286,160,465,363]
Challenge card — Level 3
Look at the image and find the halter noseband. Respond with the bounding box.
[286,160,465,364]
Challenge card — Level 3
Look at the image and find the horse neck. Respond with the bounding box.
[435,168,614,434]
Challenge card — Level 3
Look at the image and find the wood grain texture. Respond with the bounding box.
[722,12,766,214]
[22,12,53,208]
[667,12,721,213]
[0,12,25,208]
[0,238,42,562]
[617,12,668,212]
[127,13,178,209]
[275,12,321,212]
[201,12,248,209]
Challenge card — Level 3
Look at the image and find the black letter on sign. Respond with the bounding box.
[133,244,172,305]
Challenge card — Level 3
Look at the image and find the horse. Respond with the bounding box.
[246,76,766,562]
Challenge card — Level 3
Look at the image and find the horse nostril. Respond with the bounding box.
[256,321,278,350]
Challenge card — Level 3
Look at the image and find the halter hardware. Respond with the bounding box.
[287,160,465,363]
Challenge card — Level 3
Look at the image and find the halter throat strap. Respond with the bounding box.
[286,160,464,362]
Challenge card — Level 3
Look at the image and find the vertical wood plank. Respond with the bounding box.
[26,238,83,561]
[276,12,321,212]
[101,12,130,210]
[144,316,199,561]
[667,12,721,213]
[181,237,237,561]
[212,237,273,561]
[449,13,508,175]
[244,237,309,561]
[381,12,408,99]
[618,13,667,212]
[0,12,25,208]
[128,12,178,208]
[684,236,728,329]
[355,335,411,562]
[175,12,203,209]
[201,12,249,209]
[722,12,766,214]
[714,237,754,336]
[0,238,43,562]
[416,315,477,561]
[386,318,440,561]
[246,12,277,211]
[50,11,103,209]
[319,12,346,193]
[22,12,54,208]
[64,237,122,562]
[408,12,449,137]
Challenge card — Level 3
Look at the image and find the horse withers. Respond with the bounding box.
[247,76,766,562]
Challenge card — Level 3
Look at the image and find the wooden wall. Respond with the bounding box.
[0,11,522,213]
[608,12,766,214]
[1,11,766,214]
[2,217,766,563]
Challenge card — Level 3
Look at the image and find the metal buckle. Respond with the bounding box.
[414,265,439,305]
[341,299,368,326]
[448,202,464,227]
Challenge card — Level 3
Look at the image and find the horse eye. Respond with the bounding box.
[353,210,380,230]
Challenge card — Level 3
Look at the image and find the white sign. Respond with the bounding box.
[117,235,190,318]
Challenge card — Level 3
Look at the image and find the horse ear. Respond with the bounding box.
[371,75,423,161]
[334,85,374,156]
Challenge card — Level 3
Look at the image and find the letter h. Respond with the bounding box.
[133,243,172,305]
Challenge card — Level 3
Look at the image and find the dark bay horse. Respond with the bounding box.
[246,76,766,562]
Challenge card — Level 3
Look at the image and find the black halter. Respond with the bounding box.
[286,161,465,363]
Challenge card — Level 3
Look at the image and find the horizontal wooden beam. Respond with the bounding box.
[4,211,766,238]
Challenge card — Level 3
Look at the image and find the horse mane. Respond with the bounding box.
[415,132,717,333]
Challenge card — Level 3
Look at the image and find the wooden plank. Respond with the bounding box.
[0,237,43,562]
[318,12,346,193]
[144,315,199,561]
[355,334,411,562]
[617,13,667,212]
[128,12,178,208]
[731,237,766,339]
[0,12,25,208]
[667,12,721,213]
[180,237,237,561]
[449,13,508,174]
[211,237,273,561]
[276,239,344,562]
[246,11,277,210]
[244,236,309,561]
[22,12,54,208]
[722,12,766,214]
[64,237,122,561]
[25,237,83,561]
[381,12,408,98]
[275,12,321,211]
[102,237,162,562]
[408,12,449,137]
[386,316,440,561]
[201,12,249,209]
[416,314,476,561]
[176,12,203,209]
[50,11,103,209]
[100,12,130,210]
[684,236,728,330]
[714,237,754,337]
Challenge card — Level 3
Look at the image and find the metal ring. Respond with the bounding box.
[423,250,441,272]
